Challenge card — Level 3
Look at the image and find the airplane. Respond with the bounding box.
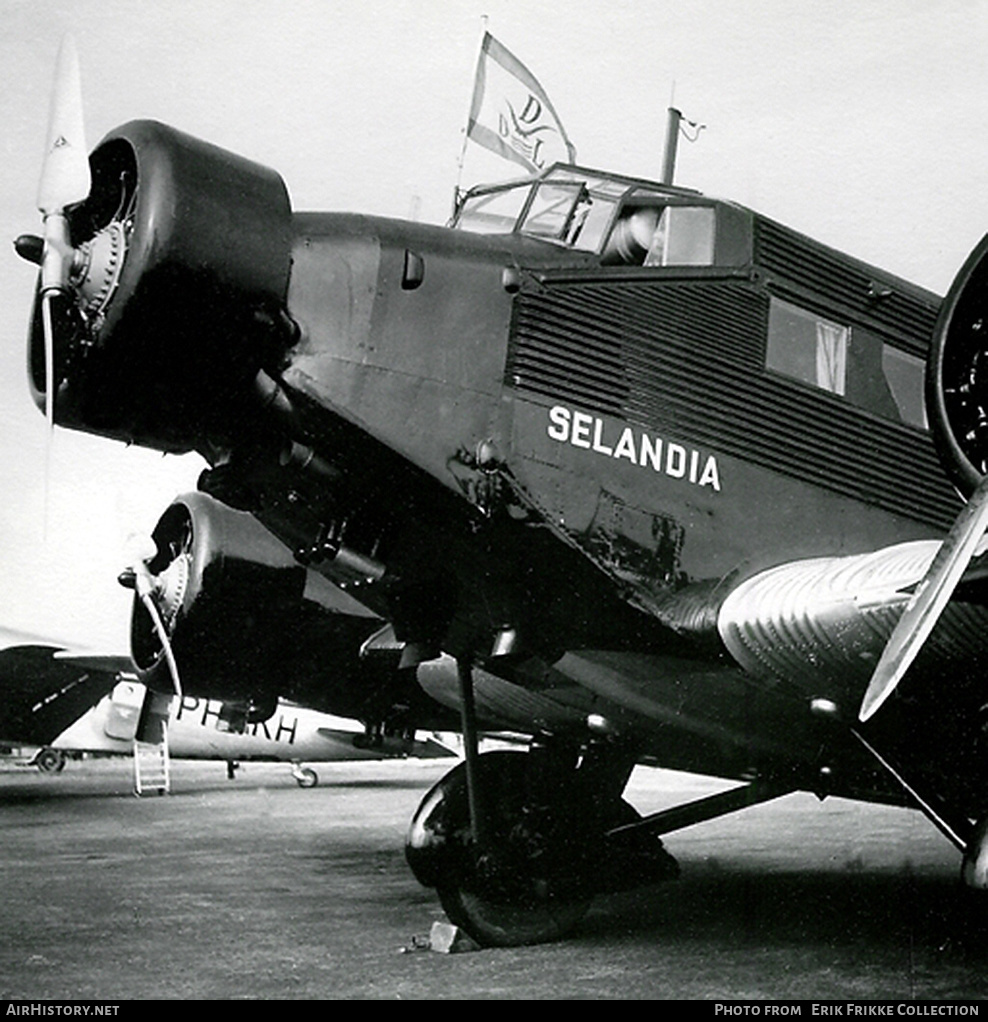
[14,37,988,947]
[0,622,454,782]
[0,625,130,772]
[51,678,454,787]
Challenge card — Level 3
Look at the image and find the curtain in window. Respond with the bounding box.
[816,321,848,395]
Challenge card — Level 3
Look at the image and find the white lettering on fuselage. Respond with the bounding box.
[546,405,721,491]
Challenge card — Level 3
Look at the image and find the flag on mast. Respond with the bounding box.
[466,32,576,174]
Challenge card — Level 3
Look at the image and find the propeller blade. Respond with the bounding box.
[40,292,57,537]
[859,472,988,722]
[40,291,59,423]
[124,534,183,699]
[37,35,90,216]
[34,38,91,531]
[137,581,184,700]
[125,532,159,566]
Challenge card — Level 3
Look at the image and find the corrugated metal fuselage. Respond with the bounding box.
[281,212,956,611]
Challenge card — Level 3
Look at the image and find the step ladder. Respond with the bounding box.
[133,727,170,795]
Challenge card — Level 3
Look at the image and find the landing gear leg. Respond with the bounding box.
[455,657,488,848]
[291,762,318,788]
[407,673,675,949]
[406,656,599,946]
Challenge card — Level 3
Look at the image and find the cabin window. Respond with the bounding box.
[602,204,716,266]
[882,345,928,429]
[766,298,847,395]
[766,299,928,429]
[647,206,716,266]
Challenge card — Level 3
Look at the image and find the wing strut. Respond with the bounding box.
[848,726,971,852]
[605,779,795,839]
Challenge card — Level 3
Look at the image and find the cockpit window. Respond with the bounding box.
[452,168,718,265]
[453,167,627,248]
[523,170,627,250]
[656,206,716,266]
[519,181,587,242]
[455,185,531,234]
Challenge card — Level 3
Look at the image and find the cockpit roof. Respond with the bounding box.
[452,163,709,239]
[453,162,748,273]
[451,162,941,319]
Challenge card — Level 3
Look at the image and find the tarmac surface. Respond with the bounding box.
[0,755,986,1001]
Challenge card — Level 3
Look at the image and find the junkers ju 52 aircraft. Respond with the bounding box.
[15,38,988,946]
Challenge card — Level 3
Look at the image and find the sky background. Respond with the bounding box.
[2,0,988,651]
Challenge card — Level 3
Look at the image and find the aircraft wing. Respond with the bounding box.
[53,651,136,674]
[514,536,988,809]
[314,727,456,758]
[0,644,124,748]
[399,535,988,811]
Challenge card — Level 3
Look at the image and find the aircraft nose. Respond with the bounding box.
[26,119,293,453]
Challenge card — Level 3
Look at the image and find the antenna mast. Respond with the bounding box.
[661,107,682,185]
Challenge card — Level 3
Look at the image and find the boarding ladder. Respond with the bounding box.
[133,724,170,796]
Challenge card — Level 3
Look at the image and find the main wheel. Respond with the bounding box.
[437,875,591,949]
[409,751,592,947]
[35,748,66,773]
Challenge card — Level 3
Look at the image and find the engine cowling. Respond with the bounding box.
[130,492,439,727]
[927,233,988,497]
[28,120,294,453]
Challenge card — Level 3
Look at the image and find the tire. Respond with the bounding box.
[35,748,66,773]
[416,751,592,947]
[437,877,591,948]
[295,767,318,788]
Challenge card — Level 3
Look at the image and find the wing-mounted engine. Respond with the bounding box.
[127,491,444,730]
[24,120,294,453]
[927,233,988,496]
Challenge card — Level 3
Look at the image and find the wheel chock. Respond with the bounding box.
[428,920,480,954]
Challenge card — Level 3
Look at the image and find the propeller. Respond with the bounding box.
[21,37,92,537]
[858,472,988,722]
[120,534,184,699]
[36,35,91,435]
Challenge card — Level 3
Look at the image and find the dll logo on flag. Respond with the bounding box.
[467,32,576,173]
